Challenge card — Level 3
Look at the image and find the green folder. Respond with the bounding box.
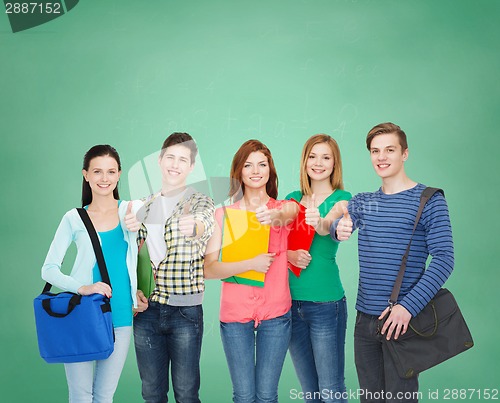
[137,241,155,298]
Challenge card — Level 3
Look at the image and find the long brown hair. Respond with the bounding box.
[300,134,344,195]
[82,145,121,207]
[229,140,278,201]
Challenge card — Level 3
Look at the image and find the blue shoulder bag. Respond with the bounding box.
[34,208,115,363]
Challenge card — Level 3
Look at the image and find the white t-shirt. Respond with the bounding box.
[144,190,186,269]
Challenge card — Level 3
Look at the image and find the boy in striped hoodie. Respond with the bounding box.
[331,123,454,403]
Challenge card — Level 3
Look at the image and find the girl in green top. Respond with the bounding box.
[286,134,351,403]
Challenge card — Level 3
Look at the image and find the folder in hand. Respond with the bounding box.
[221,208,270,287]
[287,199,316,277]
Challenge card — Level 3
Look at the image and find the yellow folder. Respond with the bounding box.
[221,208,270,287]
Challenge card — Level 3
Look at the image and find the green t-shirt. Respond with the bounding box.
[286,189,352,302]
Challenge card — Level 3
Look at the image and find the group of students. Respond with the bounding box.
[41,122,454,403]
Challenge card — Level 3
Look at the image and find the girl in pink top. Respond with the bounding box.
[205,140,298,403]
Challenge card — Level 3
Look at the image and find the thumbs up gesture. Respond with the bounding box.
[305,193,320,229]
[124,201,141,232]
[255,191,272,225]
[179,201,197,237]
[336,206,353,241]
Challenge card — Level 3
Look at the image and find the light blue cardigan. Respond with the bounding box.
[41,200,143,308]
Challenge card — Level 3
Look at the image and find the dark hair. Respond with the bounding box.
[159,132,198,163]
[229,140,278,201]
[366,122,408,151]
[81,145,121,207]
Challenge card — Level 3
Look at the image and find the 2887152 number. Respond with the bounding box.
[5,2,61,14]
[443,389,499,400]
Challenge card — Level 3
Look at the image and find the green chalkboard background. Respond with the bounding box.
[1,0,498,401]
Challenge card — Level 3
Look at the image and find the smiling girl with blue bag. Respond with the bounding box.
[40,145,147,403]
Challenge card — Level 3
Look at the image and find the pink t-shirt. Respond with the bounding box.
[215,199,292,325]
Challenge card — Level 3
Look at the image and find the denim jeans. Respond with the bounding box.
[133,302,203,403]
[64,326,132,403]
[288,298,348,403]
[220,310,292,403]
[354,311,419,403]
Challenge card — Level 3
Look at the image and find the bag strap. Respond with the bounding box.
[42,208,112,293]
[76,208,112,288]
[388,187,444,307]
[42,294,83,317]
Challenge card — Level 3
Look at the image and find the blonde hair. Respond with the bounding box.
[299,134,344,195]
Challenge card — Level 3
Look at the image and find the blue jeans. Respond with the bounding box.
[64,326,132,403]
[289,298,348,403]
[133,302,203,403]
[354,311,419,403]
[220,310,292,403]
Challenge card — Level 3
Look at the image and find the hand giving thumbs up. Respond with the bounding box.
[255,190,272,225]
[336,205,353,241]
[305,193,320,228]
[124,201,141,232]
[179,201,197,237]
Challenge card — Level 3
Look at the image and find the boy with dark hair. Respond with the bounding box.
[331,123,454,402]
[127,132,215,403]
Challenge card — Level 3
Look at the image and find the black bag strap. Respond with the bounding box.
[76,208,112,287]
[42,208,112,294]
[388,187,444,307]
[42,294,83,317]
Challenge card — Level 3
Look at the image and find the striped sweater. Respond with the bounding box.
[331,183,454,317]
